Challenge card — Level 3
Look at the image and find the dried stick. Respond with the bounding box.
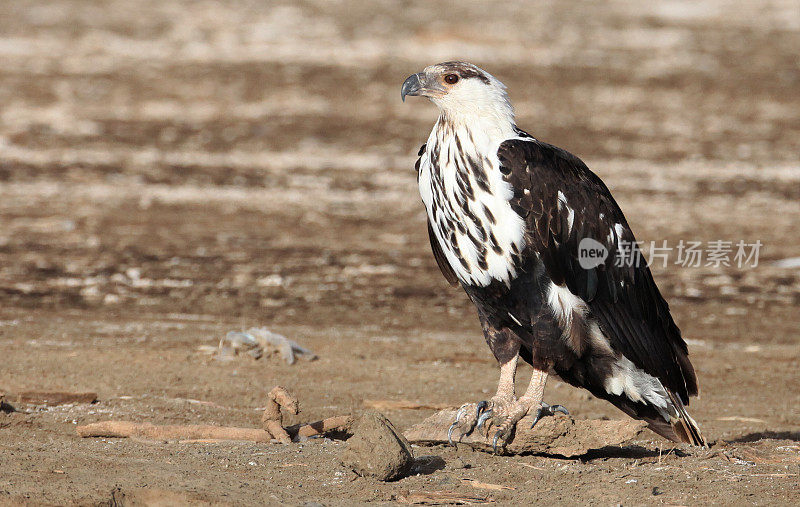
[76,421,273,442]
[13,391,97,406]
[76,386,353,443]
[76,415,352,442]
[363,399,451,411]
[261,386,298,444]
[286,415,353,438]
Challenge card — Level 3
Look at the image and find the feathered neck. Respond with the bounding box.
[431,111,517,157]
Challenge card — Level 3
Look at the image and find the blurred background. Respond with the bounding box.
[1,0,798,322]
[1,0,798,503]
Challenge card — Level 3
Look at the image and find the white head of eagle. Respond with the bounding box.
[402,61,516,141]
[400,62,706,448]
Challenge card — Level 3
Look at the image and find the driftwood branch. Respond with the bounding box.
[287,415,353,438]
[10,391,97,406]
[397,492,491,505]
[76,415,352,442]
[363,399,451,411]
[261,386,299,443]
[77,385,353,443]
[76,421,274,442]
[404,410,648,457]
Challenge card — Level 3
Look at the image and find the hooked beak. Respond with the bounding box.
[401,72,444,102]
[401,73,423,102]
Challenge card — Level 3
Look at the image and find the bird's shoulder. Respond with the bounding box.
[497,134,629,269]
[498,134,619,217]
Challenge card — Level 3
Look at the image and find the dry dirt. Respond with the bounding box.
[1,0,799,505]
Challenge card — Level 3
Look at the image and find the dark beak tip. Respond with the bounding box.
[401,73,423,103]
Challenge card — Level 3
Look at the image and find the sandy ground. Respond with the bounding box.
[1,0,799,504]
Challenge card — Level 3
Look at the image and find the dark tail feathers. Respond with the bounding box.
[637,390,706,447]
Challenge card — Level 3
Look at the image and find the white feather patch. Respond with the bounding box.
[547,282,588,324]
[604,356,676,421]
[418,119,526,287]
[557,191,575,235]
[546,282,591,353]
[614,223,626,244]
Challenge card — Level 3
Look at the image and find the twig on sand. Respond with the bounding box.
[517,462,545,470]
[363,399,451,411]
[287,415,353,439]
[10,391,97,406]
[76,386,352,443]
[261,386,299,443]
[396,491,493,504]
[460,478,516,491]
[76,415,353,442]
[76,421,276,442]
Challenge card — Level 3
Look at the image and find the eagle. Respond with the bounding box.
[401,61,705,451]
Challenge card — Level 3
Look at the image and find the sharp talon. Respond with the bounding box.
[448,422,457,445]
[530,408,545,429]
[492,430,504,454]
[476,409,493,430]
[475,400,489,419]
[531,402,569,428]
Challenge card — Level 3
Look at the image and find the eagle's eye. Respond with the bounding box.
[444,74,459,85]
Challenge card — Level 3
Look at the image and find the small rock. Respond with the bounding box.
[340,411,414,481]
[448,457,467,470]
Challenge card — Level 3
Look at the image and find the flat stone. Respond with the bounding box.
[404,410,648,457]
